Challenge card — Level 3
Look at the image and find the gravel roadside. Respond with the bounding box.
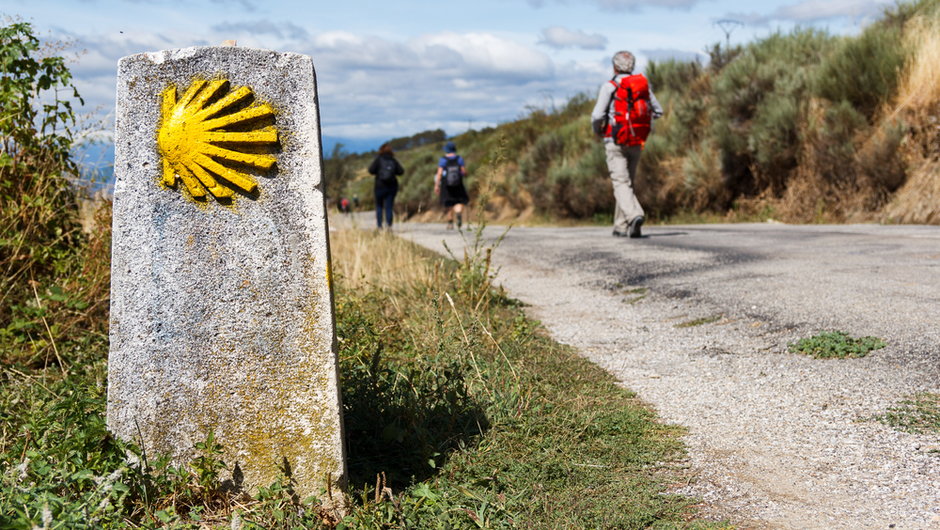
[399,221,940,529]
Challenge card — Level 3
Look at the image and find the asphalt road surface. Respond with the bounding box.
[399,221,940,529]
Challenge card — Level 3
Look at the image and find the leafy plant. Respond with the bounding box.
[788,331,886,359]
[0,21,104,371]
[329,228,712,527]
[814,23,908,120]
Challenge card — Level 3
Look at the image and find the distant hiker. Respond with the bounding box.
[368,142,405,229]
[434,141,469,230]
[339,197,350,214]
[591,50,663,238]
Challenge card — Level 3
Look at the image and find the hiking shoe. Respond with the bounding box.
[627,216,644,238]
[612,230,628,237]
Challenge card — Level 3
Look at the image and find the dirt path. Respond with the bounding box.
[398,221,940,529]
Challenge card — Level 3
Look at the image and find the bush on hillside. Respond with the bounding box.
[646,59,703,94]
[814,25,908,120]
[709,29,837,197]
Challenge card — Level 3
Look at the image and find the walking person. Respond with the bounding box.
[591,50,663,238]
[434,141,469,230]
[368,142,405,229]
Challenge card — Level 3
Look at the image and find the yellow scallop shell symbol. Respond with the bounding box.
[157,78,278,201]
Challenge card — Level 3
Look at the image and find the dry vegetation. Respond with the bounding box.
[330,228,441,294]
[884,9,940,223]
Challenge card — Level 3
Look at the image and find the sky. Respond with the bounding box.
[1,0,894,153]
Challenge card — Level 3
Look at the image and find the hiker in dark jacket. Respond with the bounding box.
[368,142,405,229]
[434,141,469,230]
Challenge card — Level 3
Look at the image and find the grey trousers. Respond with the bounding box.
[605,142,644,232]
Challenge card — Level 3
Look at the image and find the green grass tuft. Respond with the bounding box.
[675,315,723,328]
[877,393,940,435]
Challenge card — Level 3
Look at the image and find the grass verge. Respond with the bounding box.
[333,228,711,527]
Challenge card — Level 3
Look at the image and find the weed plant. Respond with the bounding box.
[877,393,940,435]
[787,331,887,359]
[0,223,712,528]
[675,315,723,328]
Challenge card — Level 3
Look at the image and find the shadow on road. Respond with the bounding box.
[640,231,688,238]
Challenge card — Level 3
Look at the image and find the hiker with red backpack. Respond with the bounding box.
[591,50,663,238]
[368,142,405,229]
[434,141,469,230]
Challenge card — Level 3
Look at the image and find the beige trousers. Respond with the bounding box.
[605,142,644,232]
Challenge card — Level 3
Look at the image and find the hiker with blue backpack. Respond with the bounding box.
[368,142,405,229]
[591,50,663,238]
[434,141,469,230]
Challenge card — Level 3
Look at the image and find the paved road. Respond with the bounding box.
[399,221,940,529]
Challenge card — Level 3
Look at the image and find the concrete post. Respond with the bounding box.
[107,46,346,510]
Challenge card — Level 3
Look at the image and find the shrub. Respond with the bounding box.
[681,139,728,210]
[710,29,837,196]
[788,331,886,359]
[646,58,703,94]
[814,24,908,120]
[0,22,107,370]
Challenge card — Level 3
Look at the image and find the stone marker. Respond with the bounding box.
[107,46,346,509]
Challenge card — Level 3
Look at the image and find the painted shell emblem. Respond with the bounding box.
[157,78,278,201]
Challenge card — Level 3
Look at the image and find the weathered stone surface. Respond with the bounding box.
[107,46,346,508]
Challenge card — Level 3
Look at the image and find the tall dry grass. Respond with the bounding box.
[329,229,441,294]
[895,14,940,112]
[884,10,940,223]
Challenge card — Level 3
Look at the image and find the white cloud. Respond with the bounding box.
[594,0,700,9]
[641,48,706,63]
[52,23,598,144]
[725,0,893,25]
[774,0,891,22]
[528,0,702,11]
[538,26,608,50]
[212,20,310,41]
[411,32,555,80]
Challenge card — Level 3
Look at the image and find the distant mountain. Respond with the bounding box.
[71,140,114,194]
[322,135,384,156]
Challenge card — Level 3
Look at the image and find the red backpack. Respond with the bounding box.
[608,74,652,147]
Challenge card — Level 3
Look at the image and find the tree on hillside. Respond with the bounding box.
[323,142,354,201]
[388,128,446,152]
